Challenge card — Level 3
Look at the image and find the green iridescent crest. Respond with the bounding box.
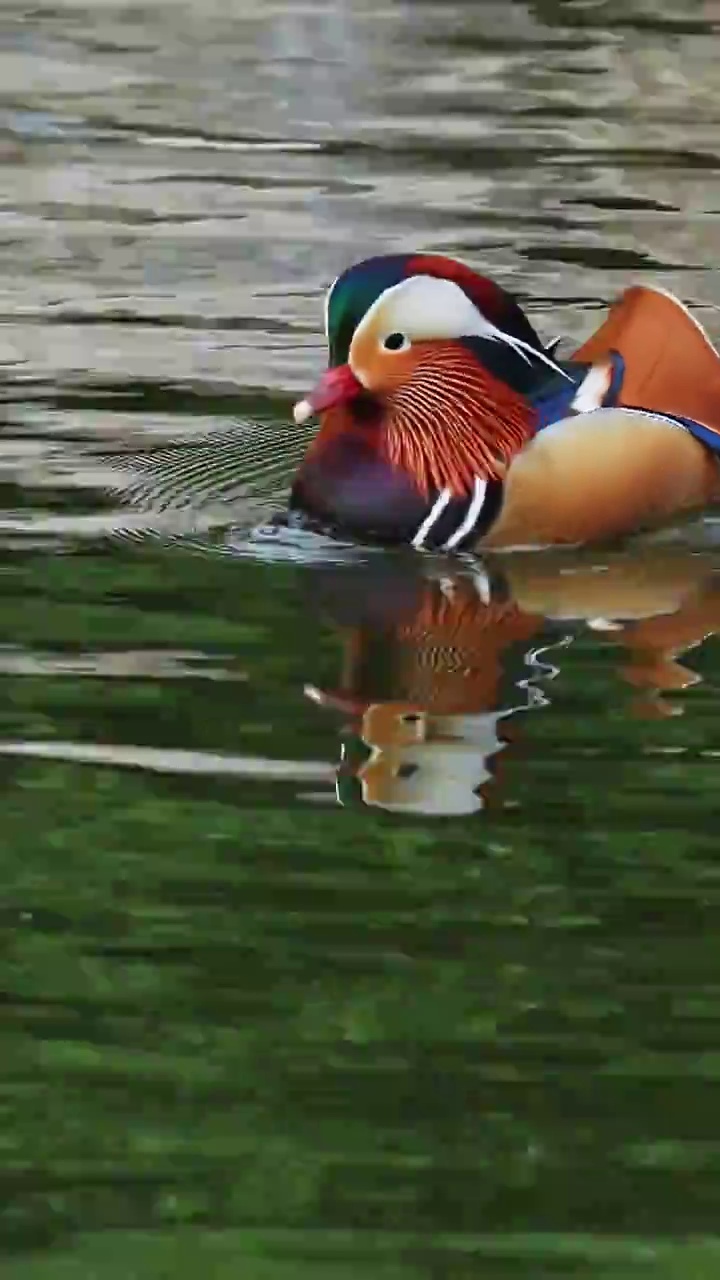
[324,255,410,366]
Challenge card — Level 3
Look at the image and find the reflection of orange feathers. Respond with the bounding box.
[390,578,539,714]
[336,578,540,716]
[573,286,720,434]
[611,588,720,707]
[507,550,720,716]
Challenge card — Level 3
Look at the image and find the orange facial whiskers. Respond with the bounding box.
[383,344,535,496]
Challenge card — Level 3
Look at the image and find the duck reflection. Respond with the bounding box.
[304,548,720,816]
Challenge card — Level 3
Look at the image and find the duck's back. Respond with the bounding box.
[572,285,720,444]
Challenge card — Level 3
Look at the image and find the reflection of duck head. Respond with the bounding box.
[305,548,720,815]
[332,704,514,817]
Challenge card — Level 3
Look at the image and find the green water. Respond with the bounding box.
[3,0,720,1274]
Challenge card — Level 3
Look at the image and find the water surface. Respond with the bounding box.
[3,1,720,1276]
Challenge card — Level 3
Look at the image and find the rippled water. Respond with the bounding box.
[4,1,720,1275]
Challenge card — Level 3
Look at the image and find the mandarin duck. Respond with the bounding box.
[291,254,720,549]
[305,549,720,815]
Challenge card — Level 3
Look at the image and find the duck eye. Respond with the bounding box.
[382,332,409,352]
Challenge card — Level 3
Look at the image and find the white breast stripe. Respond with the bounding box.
[443,478,488,550]
[411,488,452,548]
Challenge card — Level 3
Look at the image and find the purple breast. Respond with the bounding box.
[290,433,428,543]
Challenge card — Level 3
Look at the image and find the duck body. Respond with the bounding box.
[290,254,720,549]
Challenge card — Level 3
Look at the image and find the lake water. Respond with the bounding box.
[3,1,720,1276]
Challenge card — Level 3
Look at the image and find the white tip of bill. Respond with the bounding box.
[293,398,313,426]
[303,683,326,703]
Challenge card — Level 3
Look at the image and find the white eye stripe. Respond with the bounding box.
[356,276,482,346]
[352,274,571,381]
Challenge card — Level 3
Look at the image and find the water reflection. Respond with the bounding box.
[5,0,720,1271]
[305,546,720,815]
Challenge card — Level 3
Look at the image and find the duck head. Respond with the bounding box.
[290,253,565,549]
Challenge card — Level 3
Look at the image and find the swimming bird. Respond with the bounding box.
[290,254,720,549]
